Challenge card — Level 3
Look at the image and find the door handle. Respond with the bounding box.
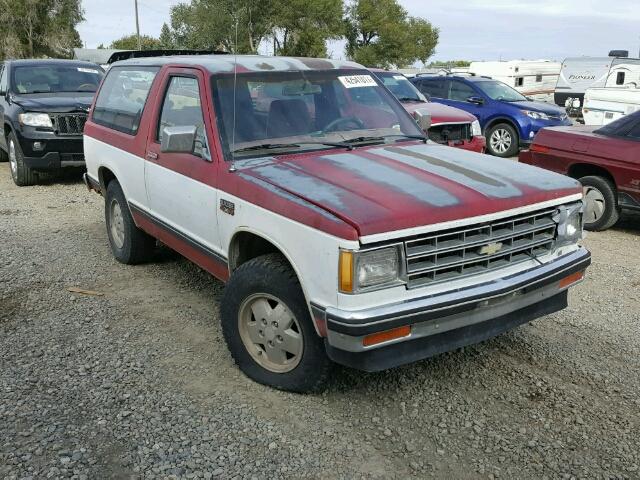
[146,151,158,160]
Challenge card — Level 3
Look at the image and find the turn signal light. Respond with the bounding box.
[339,250,354,293]
[559,270,584,289]
[363,325,411,347]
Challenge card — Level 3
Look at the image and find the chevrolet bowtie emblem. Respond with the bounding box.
[478,242,503,256]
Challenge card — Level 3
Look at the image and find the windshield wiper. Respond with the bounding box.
[397,97,424,103]
[232,140,353,155]
[344,134,427,145]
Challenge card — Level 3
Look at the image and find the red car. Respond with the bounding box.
[371,70,486,153]
[520,111,640,231]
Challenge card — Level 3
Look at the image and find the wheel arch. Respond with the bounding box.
[228,228,324,336]
[97,165,118,194]
[567,163,617,187]
[484,116,520,137]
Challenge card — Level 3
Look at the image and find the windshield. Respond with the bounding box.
[475,80,527,102]
[11,65,103,94]
[211,69,424,159]
[375,72,427,102]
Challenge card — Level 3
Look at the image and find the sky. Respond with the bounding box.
[77,0,640,62]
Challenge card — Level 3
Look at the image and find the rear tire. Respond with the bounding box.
[580,175,619,231]
[8,132,37,186]
[105,180,156,264]
[220,253,332,393]
[486,123,519,158]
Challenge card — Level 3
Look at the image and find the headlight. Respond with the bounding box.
[18,113,53,128]
[339,246,404,293]
[554,203,584,247]
[471,120,482,136]
[522,110,549,120]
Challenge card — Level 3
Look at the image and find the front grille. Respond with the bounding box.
[428,123,472,144]
[51,113,88,136]
[404,207,558,289]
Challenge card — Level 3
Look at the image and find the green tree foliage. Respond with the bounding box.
[159,24,175,49]
[110,34,163,51]
[428,60,471,68]
[345,0,438,68]
[0,0,83,60]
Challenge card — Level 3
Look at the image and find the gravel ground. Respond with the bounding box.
[1,163,639,480]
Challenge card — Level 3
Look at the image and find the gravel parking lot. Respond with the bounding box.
[1,163,639,480]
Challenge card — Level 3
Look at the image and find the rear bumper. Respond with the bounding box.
[319,247,590,372]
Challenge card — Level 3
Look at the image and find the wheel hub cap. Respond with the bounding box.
[583,186,605,223]
[490,128,512,154]
[109,199,125,249]
[238,294,303,373]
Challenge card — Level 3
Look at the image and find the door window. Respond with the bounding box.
[416,79,448,99]
[449,81,476,102]
[158,76,206,157]
[616,72,625,85]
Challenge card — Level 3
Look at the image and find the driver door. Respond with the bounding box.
[446,80,487,124]
[144,68,223,258]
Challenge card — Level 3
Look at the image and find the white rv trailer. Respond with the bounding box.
[583,87,640,125]
[468,60,561,102]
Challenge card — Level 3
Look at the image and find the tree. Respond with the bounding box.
[0,0,83,60]
[110,34,162,51]
[159,23,175,49]
[345,0,438,68]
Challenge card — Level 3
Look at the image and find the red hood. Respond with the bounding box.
[235,142,581,238]
[401,101,477,125]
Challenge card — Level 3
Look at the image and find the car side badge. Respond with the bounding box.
[220,199,235,216]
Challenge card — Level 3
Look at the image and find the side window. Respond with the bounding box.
[535,75,543,83]
[0,65,7,93]
[626,119,640,140]
[616,72,625,85]
[157,76,206,157]
[417,79,448,99]
[92,66,159,135]
[515,77,524,87]
[449,81,476,102]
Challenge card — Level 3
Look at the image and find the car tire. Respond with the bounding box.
[486,123,519,158]
[580,175,620,231]
[8,132,37,186]
[0,145,8,162]
[105,180,156,264]
[220,253,332,393]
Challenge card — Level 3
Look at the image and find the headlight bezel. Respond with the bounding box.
[471,119,482,137]
[18,112,53,128]
[554,202,584,247]
[522,110,550,121]
[339,244,406,294]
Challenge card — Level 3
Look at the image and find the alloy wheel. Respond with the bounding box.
[238,293,303,373]
[8,139,17,178]
[490,128,512,154]
[109,199,126,249]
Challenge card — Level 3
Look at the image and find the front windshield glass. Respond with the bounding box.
[475,80,527,102]
[375,72,427,102]
[12,65,104,94]
[211,69,424,159]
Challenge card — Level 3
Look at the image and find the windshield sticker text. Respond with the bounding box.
[338,75,377,89]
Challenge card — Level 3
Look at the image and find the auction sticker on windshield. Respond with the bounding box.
[338,75,378,89]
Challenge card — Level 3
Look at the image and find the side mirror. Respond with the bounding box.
[412,108,432,131]
[467,96,485,105]
[161,125,197,154]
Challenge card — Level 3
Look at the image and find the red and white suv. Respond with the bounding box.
[84,55,591,392]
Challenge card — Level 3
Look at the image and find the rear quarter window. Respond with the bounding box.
[92,67,159,135]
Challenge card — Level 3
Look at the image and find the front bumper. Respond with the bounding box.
[451,135,486,153]
[319,247,590,371]
[15,129,84,171]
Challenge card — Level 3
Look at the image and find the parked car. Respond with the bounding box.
[84,55,590,392]
[411,74,572,157]
[0,59,104,186]
[520,111,640,231]
[370,70,486,153]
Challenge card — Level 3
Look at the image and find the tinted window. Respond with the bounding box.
[594,111,640,137]
[93,67,159,135]
[12,65,103,93]
[449,81,476,101]
[627,121,640,140]
[158,76,206,156]
[416,78,448,98]
[616,72,625,85]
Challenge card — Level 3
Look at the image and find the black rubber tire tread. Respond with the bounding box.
[220,253,332,393]
[579,175,620,231]
[486,122,520,158]
[8,132,37,186]
[104,180,156,264]
[0,144,8,162]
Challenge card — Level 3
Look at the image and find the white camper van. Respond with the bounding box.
[468,60,561,102]
[583,87,640,125]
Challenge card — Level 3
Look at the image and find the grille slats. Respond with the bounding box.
[404,207,557,288]
[50,113,88,136]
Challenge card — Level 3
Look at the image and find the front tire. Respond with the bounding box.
[486,123,519,157]
[580,175,620,231]
[105,180,156,264]
[8,132,37,186]
[221,253,332,393]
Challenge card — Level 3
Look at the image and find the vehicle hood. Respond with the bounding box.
[10,92,94,113]
[506,100,566,116]
[401,101,477,124]
[235,142,581,238]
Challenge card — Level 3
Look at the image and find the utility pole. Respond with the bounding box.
[134,0,141,50]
